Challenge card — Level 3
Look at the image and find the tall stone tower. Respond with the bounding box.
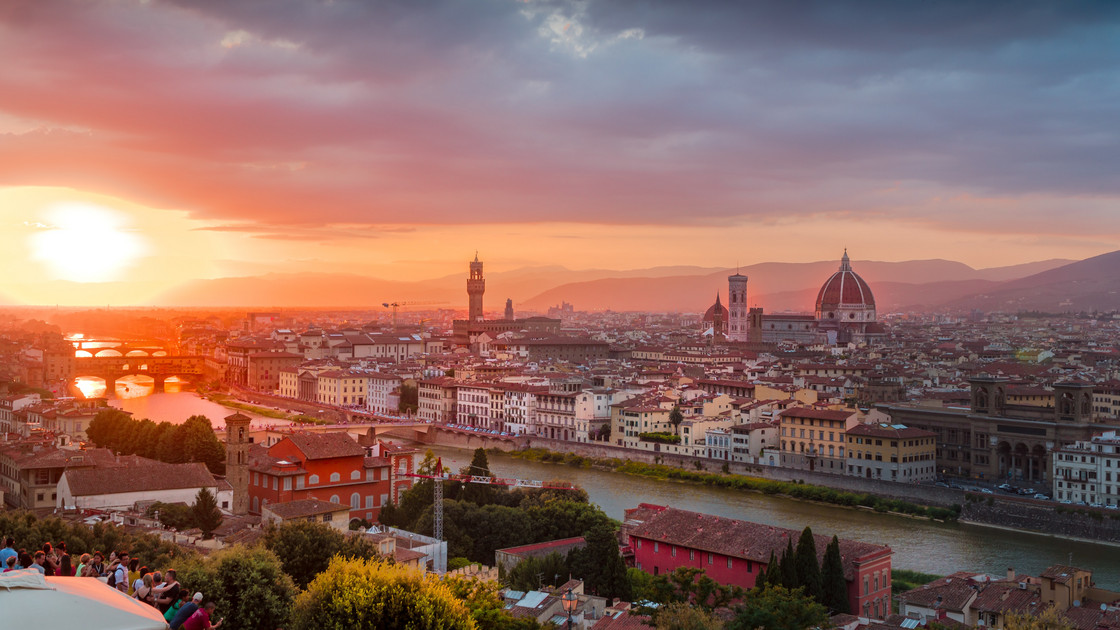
[727,272,749,342]
[467,253,485,322]
[223,412,252,515]
[504,298,514,321]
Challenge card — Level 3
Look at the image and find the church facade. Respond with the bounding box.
[716,251,884,345]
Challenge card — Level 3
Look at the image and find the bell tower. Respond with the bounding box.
[727,271,749,342]
[224,412,252,515]
[467,252,485,322]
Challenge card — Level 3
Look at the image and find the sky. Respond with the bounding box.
[1,0,1119,305]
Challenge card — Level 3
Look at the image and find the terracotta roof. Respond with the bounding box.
[846,423,936,439]
[62,462,216,496]
[283,432,366,460]
[591,611,653,630]
[265,498,350,519]
[898,572,985,611]
[627,506,888,581]
[778,407,857,421]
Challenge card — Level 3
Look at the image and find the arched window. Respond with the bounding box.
[308,474,319,485]
[351,493,360,510]
[252,496,259,512]
[350,470,361,480]
[330,472,341,482]
[330,494,340,504]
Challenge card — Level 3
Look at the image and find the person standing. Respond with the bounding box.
[29,551,46,574]
[181,601,224,630]
[127,558,141,595]
[0,538,16,568]
[155,569,181,612]
[113,552,130,592]
[169,593,204,630]
[58,553,73,577]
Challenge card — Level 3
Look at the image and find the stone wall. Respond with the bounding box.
[228,386,348,423]
[427,426,526,451]
[961,496,1120,543]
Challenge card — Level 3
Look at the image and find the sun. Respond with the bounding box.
[30,203,148,283]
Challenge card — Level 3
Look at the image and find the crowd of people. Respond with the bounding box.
[1,537,224,630]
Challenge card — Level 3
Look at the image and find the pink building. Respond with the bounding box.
[624,504,893,619]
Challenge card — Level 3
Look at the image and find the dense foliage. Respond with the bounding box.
[177,545,296,630]
[380,449,610,564]
[821,535,849,613]
[0,510,195,570]
[86,409,226,474]
[636,566,743,612]
[726,584,829,630]
[262,520,385,588]
[638,432,681,444]
[290,557,474,630]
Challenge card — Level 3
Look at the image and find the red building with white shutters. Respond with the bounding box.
[247,432,414,523]
[624,504,893,619]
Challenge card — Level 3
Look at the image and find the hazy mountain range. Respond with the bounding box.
[5,252,1119,313]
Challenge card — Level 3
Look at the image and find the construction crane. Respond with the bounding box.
[404,458,577,542]
[381,301,446,331]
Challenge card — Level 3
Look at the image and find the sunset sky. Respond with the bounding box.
[1,1,1119,305]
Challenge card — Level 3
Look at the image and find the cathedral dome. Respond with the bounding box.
[815,251,876,323]
[703,293,728,323]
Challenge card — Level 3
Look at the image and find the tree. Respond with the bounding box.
[291,557,474,630]
[399,383,419,414]
[820,536,848,614]
[506,552,570,592]
[462,448,495,505]
[146,501,194,530]
[764,550,781,587]
[1004,607,1075,630]
[191,488,223,538]
[445,575,544,630]
[727,584,829,630]
[779,538,797,589]
[643,567,742,612]
[654,602,725,630]
[577,522,631,602]
[262,520,383,588]
[669,406,684,434]
[177,545,296,630]
[417,449,439,475]
[793,526,822,601]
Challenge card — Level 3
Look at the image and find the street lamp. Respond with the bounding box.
[561,587,578,630]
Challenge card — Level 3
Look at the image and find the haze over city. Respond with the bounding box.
[2,1,1120,306]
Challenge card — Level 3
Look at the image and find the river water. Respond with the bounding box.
[422,445,1120,585]
[78,387,1120,584]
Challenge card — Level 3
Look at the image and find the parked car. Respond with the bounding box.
[980,488,994,494]
[1032,493,1050,501]
[998,483,1014,492]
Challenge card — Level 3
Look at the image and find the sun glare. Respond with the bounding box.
[30,203,148,283]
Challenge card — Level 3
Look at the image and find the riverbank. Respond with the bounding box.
[205,392,328,425]
[509,446,960,522]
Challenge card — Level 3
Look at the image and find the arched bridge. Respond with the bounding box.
[73,355,206,391]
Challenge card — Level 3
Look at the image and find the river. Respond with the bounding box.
[73,387,1120,584]
[421,445,1120,585]
[75,376,285,429]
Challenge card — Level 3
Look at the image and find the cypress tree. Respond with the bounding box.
[765,550,782,587]
[755,551,772,589]
[821,535,849,614]
[779,538,797,589]
[793,527,823,601]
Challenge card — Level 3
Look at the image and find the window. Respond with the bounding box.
[708,554,713,565]
[366,495,374,509]
[272,476,278,490]
[296,476,305,489]
[330,472,341,483]
[366,469,374,482]
[654,542,659,553]
[309,474,319,485]
[351,493,361,510]
[380,493,389,506]
[671,546,676,557]
[283,477,292,491]
[351,470,361,481]
[330,494,340,504]
[322,514,332,522]
[727,557,733,568]
[689,550,694,561]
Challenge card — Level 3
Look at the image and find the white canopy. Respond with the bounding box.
[0,569,169,630]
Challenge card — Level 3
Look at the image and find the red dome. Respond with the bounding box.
[815,252,875,310]
[703,294,729,322]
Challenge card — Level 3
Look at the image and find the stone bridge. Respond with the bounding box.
[73,355,206,391]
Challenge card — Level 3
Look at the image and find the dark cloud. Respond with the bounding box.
[0,0,1117,233]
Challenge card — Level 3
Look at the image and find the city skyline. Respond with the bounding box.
[2,1,1120,305]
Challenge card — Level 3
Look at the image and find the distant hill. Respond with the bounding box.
[520,258,1072,313]
[946,250,1120,312]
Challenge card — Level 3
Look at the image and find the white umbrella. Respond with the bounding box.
[0,569,169,630]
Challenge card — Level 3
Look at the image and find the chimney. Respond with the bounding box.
[1007,567,1015,581]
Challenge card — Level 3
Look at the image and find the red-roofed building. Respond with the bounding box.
[247,432,414,523]
[625,504,892,618]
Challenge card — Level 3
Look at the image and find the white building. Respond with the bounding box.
[1053,431,1120,506]
[366,373,403,416]
[456,383,492,429]
[57,461,230,511]
[317,370,368,407]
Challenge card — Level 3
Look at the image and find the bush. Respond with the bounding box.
[291,557,473,630]
[177,545,296,630]
[262,520,384,588]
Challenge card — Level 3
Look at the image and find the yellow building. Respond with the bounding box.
[778,407,859,473]
[845,423,937,482]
